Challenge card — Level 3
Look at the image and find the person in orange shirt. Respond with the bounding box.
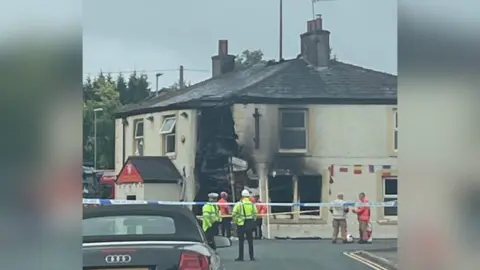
[352,192,371,244]
[253,194,267,239]
[218,191,232,238]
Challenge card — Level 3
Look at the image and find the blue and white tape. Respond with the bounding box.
[83,199,397,207]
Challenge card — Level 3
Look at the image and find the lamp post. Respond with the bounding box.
[93,107,103,169]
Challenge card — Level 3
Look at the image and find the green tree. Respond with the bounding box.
[234,49,266,70]
[83,72,120,169]
[168,79,192,90]
[116,73,129,104]
[126,72,151,104]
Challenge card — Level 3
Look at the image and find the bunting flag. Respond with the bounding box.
[332,165,394,174]
[382,165,392,177]
[382,170,392,177]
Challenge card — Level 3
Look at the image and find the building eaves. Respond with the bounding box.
[115,58,397,118]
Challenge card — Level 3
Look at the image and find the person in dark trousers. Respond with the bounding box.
[218,191,232,238]
[252,194,267,239]
[202,193,221,250]
[232,189,258,261]
[210,193,220,235]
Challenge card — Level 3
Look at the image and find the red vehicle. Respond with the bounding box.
[98,170,116,199]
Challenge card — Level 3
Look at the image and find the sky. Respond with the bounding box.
[83,0,397,90]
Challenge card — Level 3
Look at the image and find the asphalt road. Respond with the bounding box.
[217,239,397,270]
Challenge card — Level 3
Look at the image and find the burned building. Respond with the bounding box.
[114,16,397,238]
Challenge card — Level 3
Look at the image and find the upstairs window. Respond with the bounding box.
[159,116,176,155]
[134,120,144,156]
[279,109,307,151]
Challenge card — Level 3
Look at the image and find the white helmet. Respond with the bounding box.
[241,189,250,197]
[346,233,354,243]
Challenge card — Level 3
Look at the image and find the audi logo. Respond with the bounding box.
[105,254,132,263]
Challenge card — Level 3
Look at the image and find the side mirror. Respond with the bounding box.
[213,235,232,248]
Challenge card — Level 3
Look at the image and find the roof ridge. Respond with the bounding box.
[333,61,397,77]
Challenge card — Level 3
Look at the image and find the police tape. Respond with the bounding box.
[82,199,397,207]
[194,209,321,219]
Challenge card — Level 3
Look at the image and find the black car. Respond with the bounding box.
[83,204,231,270]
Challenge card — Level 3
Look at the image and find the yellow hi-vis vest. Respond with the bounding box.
[202,203,220,231]
[232,198,257,226]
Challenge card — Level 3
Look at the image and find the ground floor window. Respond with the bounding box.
[268,174,322,219]
[298,175,322,216]
[383,177,398,218]
[268,176,293,215]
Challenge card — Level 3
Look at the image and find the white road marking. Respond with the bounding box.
[343,251,389,270]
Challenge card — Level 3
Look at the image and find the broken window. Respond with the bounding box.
[159,116,176,154]
[134,120,144,156]
[268,175,293,215]
[298,175,322,216]
[279,109,307,150]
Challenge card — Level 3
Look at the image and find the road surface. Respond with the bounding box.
[217,239,397,270]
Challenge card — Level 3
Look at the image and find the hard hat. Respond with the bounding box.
[208,192,219,198]
[241,189,250,197]
[220,191,228,197]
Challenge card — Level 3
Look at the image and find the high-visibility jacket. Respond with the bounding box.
[256,200,268,216]
[202,203,221,231]
[232,198,258,226]
[218,198,231,216]
[355,198,371,221]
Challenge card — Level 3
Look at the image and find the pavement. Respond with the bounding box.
[217,239,397,270]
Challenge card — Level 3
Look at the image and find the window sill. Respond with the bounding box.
[270,217,327,225]
[165,152,176,160]
[377,219,398,225]
[278,149,308,155]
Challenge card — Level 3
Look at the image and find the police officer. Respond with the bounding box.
[232,189,258,261]
[202,192,221,250]
[211,193,221,235]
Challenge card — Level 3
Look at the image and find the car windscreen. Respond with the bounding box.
[83,215,176,236]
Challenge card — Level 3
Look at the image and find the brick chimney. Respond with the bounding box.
[300,15,330,67]
[211,40,235,77]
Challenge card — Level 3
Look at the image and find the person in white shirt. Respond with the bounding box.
[329,192,349,243]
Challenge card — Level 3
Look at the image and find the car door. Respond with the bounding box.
[194,217,223,269]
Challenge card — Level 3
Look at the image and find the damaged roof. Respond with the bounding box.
[116,58,397,118]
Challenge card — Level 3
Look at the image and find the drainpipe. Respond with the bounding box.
[122,118,126,163]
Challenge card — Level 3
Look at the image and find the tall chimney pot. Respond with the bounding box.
[300,15,330,67]
[218,40,228,56]
[211,40,235,77]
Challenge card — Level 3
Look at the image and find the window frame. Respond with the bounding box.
[278,109,308,152]
[382,177,398,219]
[159,117,176,134]
[134,120,144,139]
[133,119,144,156]
[160,116,176,155]
[393,108,398,152]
